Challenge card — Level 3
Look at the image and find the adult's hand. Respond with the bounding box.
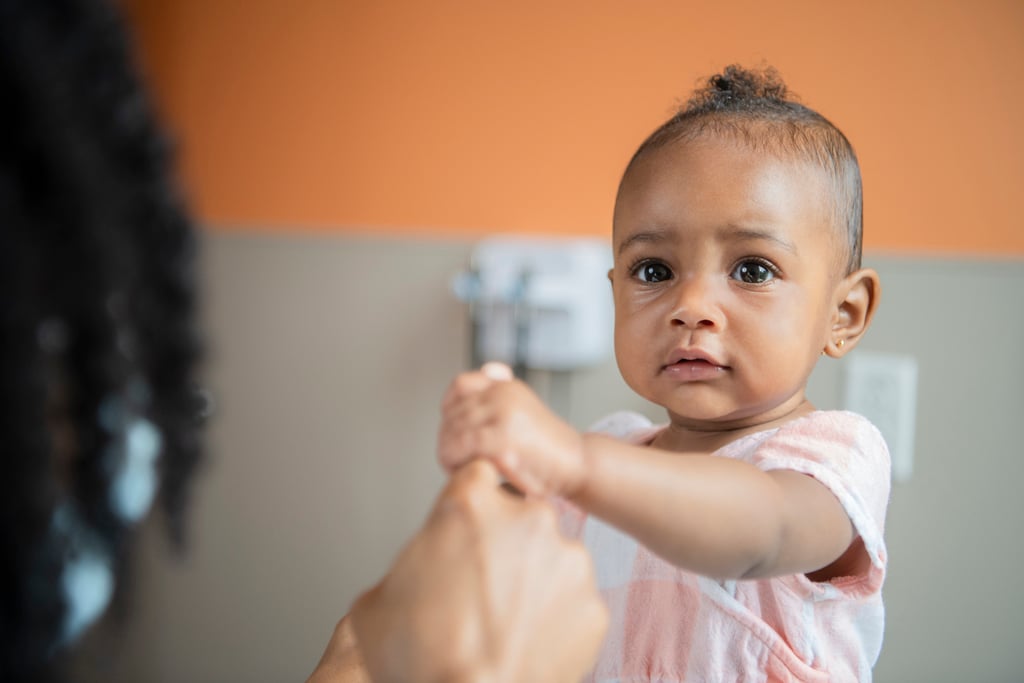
[348,459,607,683]
[306,614,371,683]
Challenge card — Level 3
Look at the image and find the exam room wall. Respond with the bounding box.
[72,232,1024,683]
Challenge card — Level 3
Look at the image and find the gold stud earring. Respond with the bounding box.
[837,339,845,349]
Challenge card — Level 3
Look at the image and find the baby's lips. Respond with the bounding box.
[664,347,726,368]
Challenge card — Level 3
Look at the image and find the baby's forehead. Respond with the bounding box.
[623,129,832,184]
[615,136,836,220]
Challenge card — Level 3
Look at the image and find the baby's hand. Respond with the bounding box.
[438,362,586,498]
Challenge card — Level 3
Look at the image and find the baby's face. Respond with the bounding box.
[610,135,843,431]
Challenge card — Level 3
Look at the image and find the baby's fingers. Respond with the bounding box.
[440,362,513,410]
[440,393,495,443]
[437,417,478,472]
[437,405,496,471]
[441,369,495,410]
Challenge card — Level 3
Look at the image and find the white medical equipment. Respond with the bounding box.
[451,236,614,375]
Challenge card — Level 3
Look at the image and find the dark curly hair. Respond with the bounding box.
[0,0,203,678]
[625,64,863,273]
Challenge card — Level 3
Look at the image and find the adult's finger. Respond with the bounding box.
[480,361,514,381]
[449,457,503,491]
[429,459,505,520]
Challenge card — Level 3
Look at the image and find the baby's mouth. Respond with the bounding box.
[664,349,727,368]
[662,356,728,381]
[670,358,720,369]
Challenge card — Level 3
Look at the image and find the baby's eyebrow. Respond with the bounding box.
[616,229,672,256]
[616,227,798,256]
[723,227,799,255]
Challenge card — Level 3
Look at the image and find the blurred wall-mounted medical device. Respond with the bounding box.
[451,236,614,372]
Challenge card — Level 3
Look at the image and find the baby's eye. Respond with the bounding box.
[633,261,673,283]
[731,260,776,284]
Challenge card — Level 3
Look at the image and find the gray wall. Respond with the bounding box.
[73,233,1024,682]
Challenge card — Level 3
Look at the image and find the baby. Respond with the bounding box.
[440,65,890,682]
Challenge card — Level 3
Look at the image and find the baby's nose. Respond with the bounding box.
[668,277,722,329]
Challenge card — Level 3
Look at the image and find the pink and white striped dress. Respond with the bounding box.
[559,410,891,683]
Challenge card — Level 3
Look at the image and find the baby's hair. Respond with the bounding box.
[627,65,863,273]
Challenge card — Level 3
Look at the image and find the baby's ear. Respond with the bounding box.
[825,268,881,358]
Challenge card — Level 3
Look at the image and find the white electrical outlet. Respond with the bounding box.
[842,351,918,482]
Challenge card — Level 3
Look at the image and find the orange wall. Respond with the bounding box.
[124,0,1024,256]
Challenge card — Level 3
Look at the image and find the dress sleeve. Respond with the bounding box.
[587,410,655,438]
[748,411,891,574]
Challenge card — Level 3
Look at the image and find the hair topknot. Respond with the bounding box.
[624,64,864,273]
[657,64,825,143]
[687,64,793,113]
